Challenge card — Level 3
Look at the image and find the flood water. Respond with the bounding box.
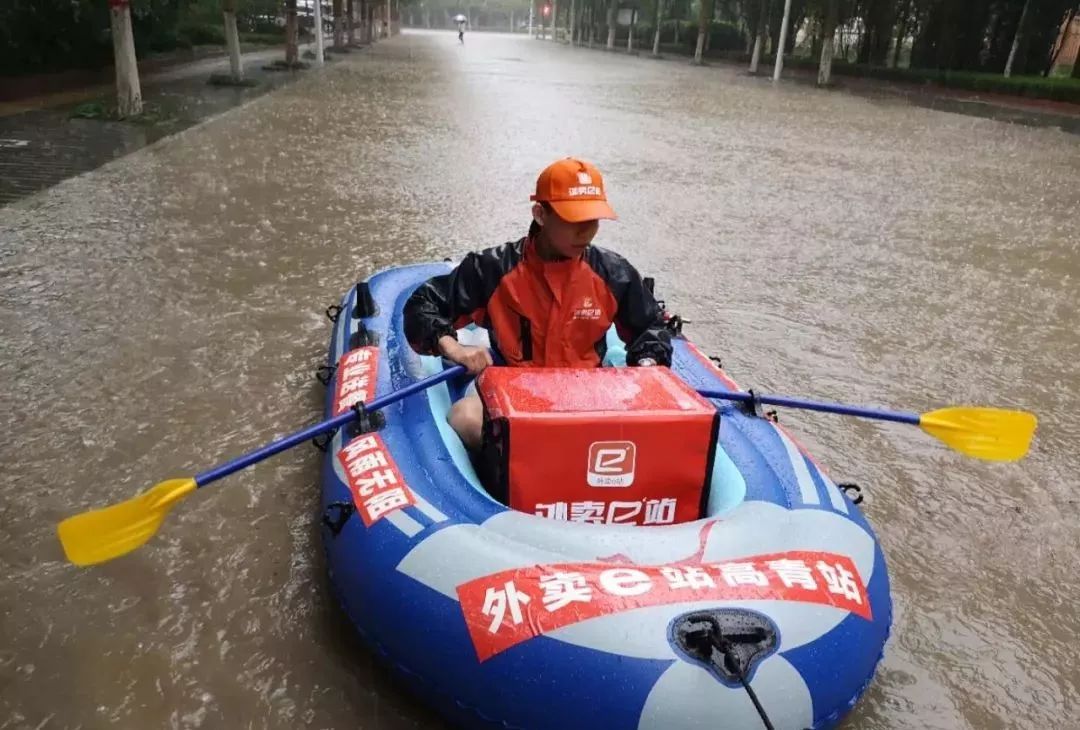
[1,29,1078,729]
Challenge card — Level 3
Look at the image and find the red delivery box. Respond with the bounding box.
[476,367,719,526]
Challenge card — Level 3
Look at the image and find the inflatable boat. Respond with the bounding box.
[318,263,892,730]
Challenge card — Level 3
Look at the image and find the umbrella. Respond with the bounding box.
[454,14,467,22]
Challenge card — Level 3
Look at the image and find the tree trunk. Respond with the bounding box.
[703,1,712,52]
[587,2,595,46]
[891,1,909,68]
[347,0,356,44]
[285,0,299,63]
[772,0,792,80]
[627,9,635,52]
[818,0,838,85]
[109,1,142,117]
[606,2,616,48]
[386,0,392,37]
[853,0,889,65]
[1073,12,1080,78]
[1003,0,1032,77]
[652,0,663,56]
[693,0,712,63]
[1053,9,1080,76]
[333,0,345,47]
[749,0,765,74]
[222,0,244,82]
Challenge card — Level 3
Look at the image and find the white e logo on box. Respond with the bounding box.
[587,441,636,487]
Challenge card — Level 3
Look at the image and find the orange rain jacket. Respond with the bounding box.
[404,237,673,367]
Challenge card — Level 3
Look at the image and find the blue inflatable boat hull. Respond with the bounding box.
[320,263,892,730]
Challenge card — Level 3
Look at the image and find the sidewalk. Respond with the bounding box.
[561,38,1080,134]
[0,40,353,207]
[778,61,1080,134]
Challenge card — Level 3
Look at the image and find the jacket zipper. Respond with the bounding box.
[520,316,533,362]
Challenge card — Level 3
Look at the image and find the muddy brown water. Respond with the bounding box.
[1,29,1078,730]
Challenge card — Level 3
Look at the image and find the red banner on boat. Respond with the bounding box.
[457,551,870,661]
[333,346,379,416]
[337,433,416,527]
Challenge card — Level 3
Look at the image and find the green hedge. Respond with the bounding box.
[682,20,743,54]
[843,65,1080,104]
[178,23,227,47]
[719,51,1080,105]
[240,31,287,46]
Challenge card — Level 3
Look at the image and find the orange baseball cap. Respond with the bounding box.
[530,158,617,223]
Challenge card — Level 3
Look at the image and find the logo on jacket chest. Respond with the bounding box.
[572,296,603,320]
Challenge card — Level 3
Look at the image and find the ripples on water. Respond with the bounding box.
[1,29,1077,729]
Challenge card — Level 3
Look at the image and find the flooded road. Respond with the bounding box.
[2,29,1078,729]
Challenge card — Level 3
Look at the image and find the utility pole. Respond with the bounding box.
[314,0,326,64]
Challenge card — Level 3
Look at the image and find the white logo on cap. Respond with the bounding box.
[577,172,593,185]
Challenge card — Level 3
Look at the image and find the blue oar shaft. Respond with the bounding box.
[195,365,466,487]
[697,388,921,425]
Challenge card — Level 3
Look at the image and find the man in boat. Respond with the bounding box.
[403,157,672,449]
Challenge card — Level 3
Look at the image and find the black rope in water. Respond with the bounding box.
[677,615,782,730]
[715,638,775,730]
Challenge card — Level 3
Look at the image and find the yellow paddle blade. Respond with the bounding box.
[919,407,1037,462]
[57,478,197,566]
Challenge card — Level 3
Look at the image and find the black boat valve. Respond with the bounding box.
[671,609,778,685]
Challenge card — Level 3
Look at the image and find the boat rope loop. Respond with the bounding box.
[315,364,337,386]
[322,501,355,537]
[311,429,337,453]
[838,482,864,504]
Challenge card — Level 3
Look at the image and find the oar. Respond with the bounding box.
[697,388,1036,462]
[57,365,467,567]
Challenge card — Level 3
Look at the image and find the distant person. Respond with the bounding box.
[457,19,466,44]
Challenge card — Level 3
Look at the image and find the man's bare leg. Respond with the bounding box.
[448,394,484,450]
